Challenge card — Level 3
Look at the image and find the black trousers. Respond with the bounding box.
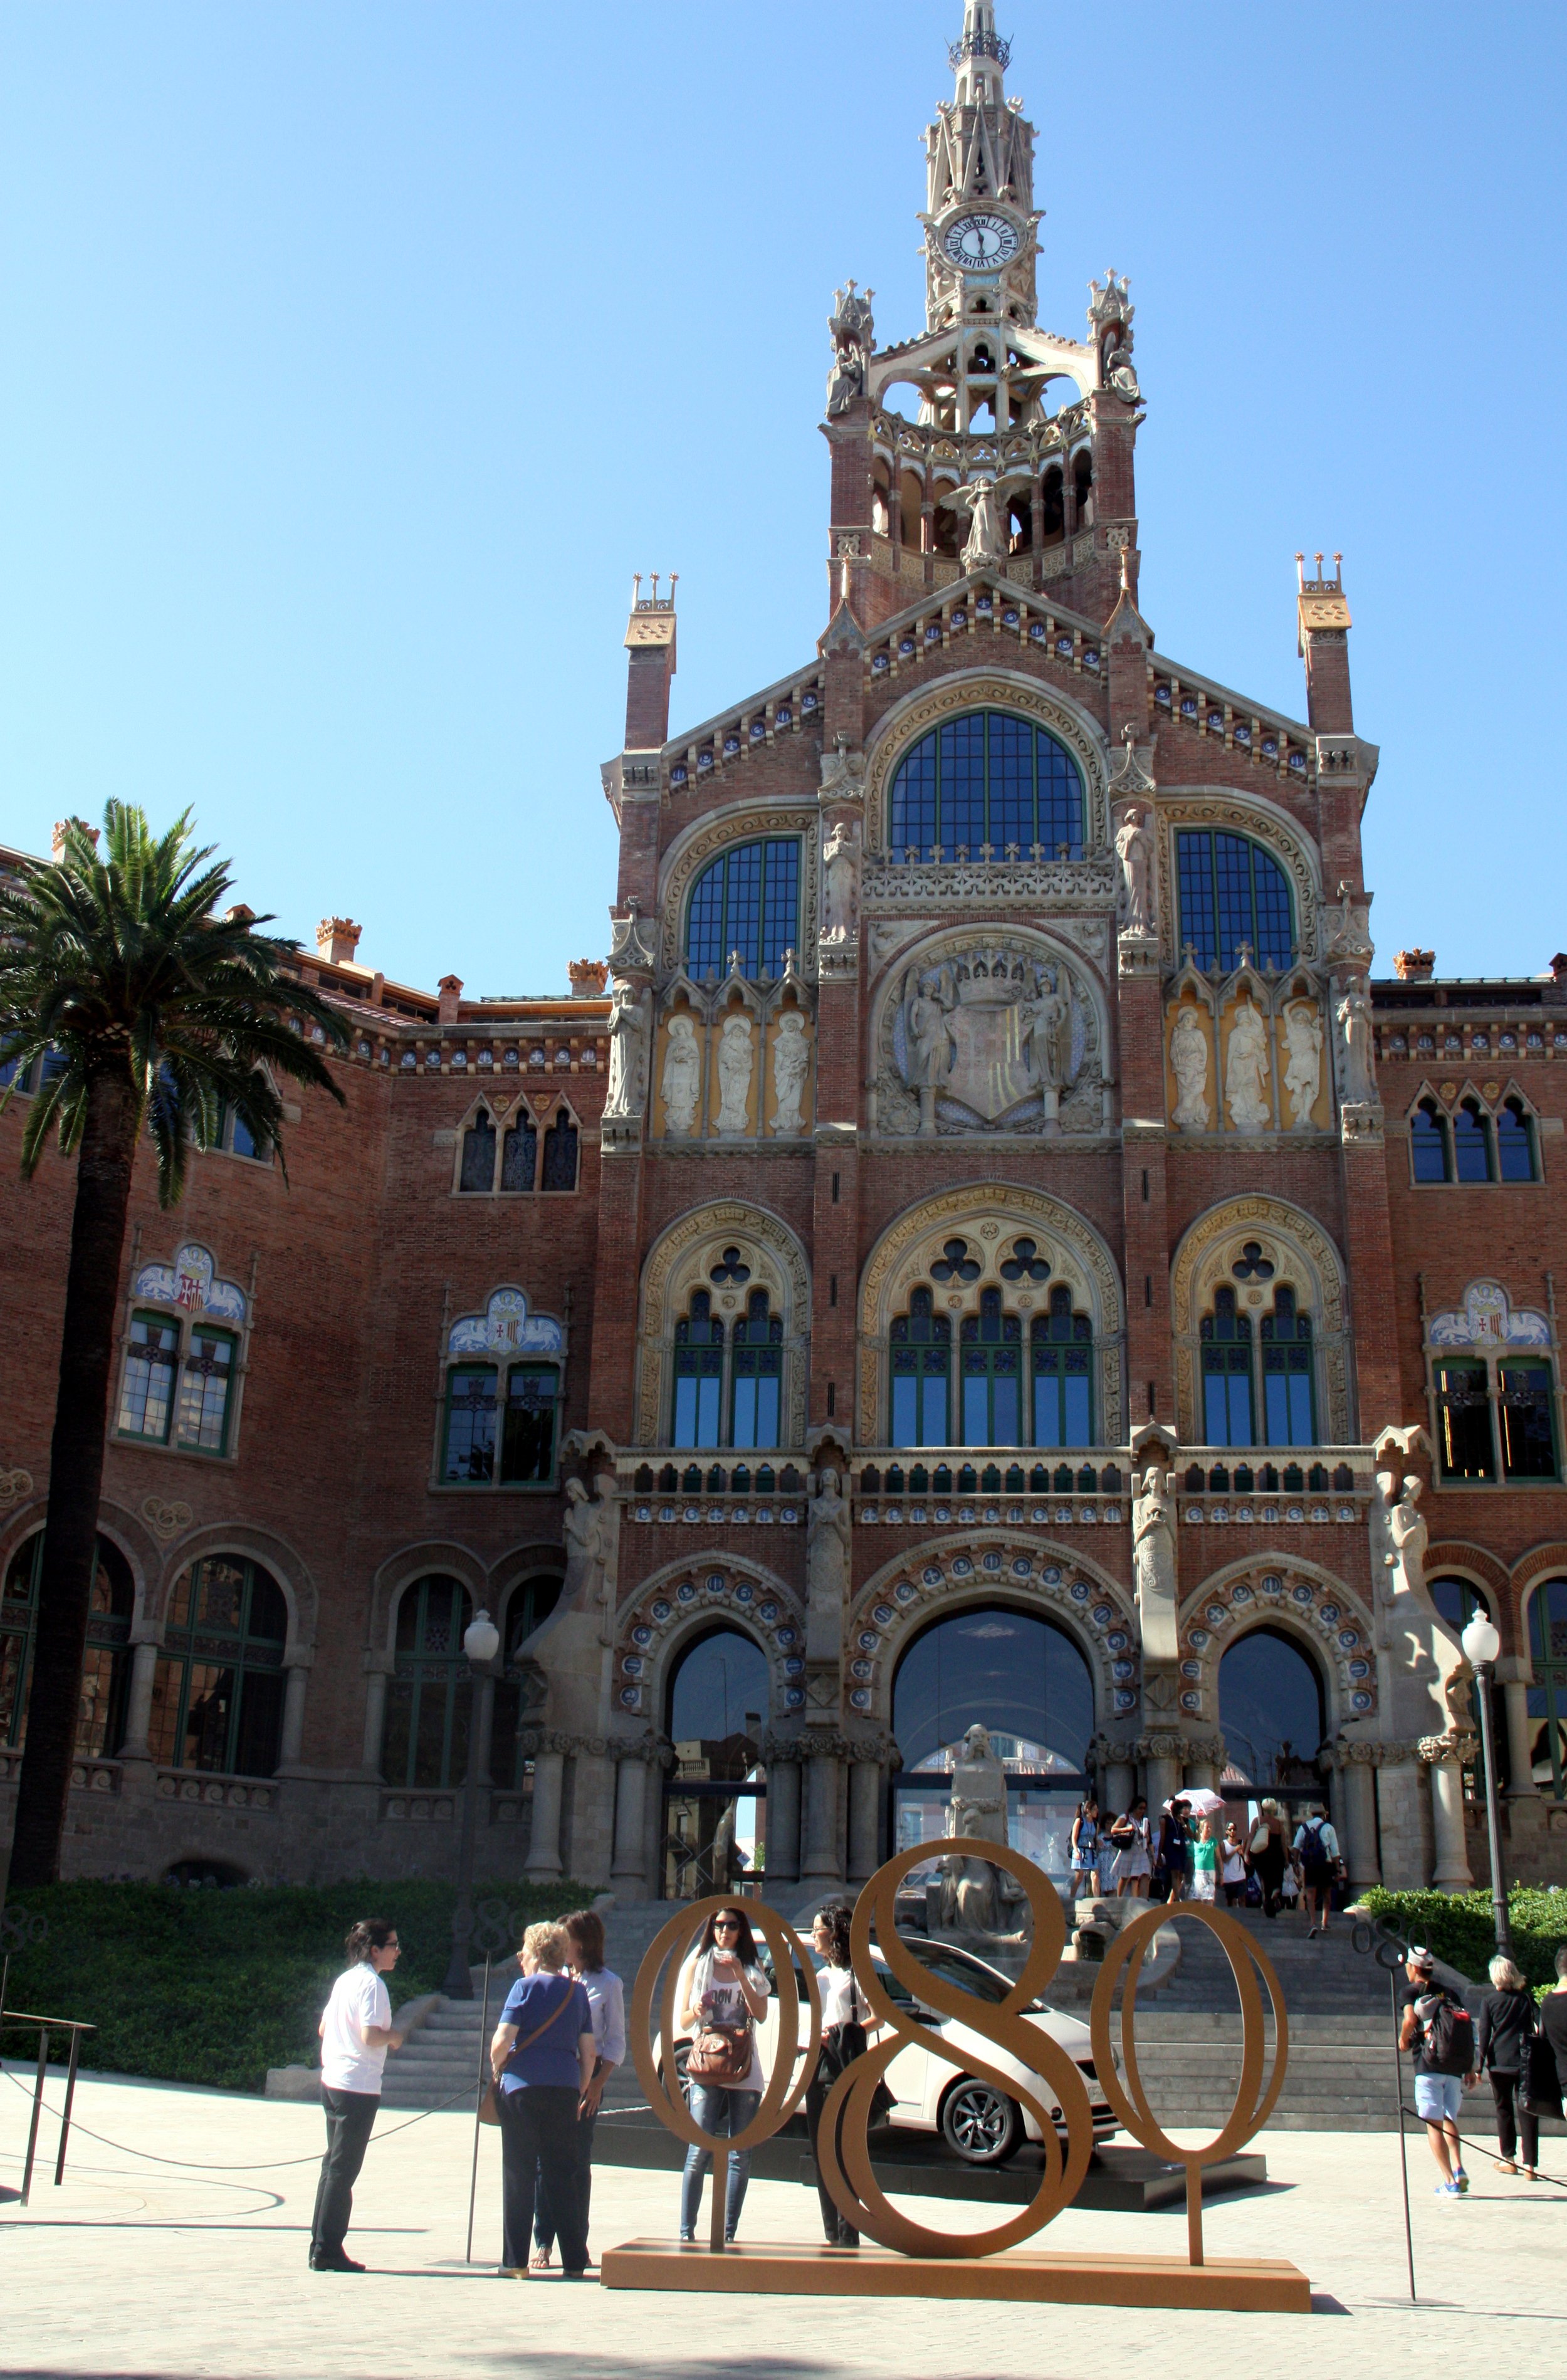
[311,2087,380,2257]
[1489,2068,1539,2166]
[533,2104,598,2258]
[498,2086,587,2273]
[806,2055,860,2247]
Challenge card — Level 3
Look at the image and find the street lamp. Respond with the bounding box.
[443,1607,501,1999]
[1460,1610,1510,1959]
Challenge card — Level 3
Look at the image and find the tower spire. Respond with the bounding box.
[949,1,1009,108]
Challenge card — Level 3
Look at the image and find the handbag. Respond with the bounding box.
[479,1978,579,2124]
[1522,2029,1563,2119]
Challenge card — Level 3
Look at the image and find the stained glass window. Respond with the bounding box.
[686,839,801,977]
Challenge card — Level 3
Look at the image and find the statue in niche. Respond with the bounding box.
[950,476,1009,572]
[821,817,860,944]
[805,1467,852,1663]
[770,1010,810,1135]
[603,978,650,1119]
[715,1012,753,1135]
[1170,1006,1210,1131]
[560,1477,607,1613]
[904,972,955,1136]
[1114,804,1155,933]
[1024,973,1074,1091]
[826,281,874,417]
[1225,995,1271,1132]
[1282,1000,1323,1126]
[1133,1464,1179,1662]
[660,1012,701,1137]
[1336,982,1376,1106]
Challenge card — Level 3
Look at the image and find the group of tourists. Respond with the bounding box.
[1067,1793,1344,1931]
[1400,1939,1567,2194]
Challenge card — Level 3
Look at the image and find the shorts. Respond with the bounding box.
[1414,2072,1464,2123]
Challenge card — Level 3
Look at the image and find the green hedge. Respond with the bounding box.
[1359,1885,1567,1990]
[0,1877,586,2092]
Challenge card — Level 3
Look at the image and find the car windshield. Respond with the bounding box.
[874,1939,1037,2009]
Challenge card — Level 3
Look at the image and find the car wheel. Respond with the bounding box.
[656,2042,693,2108]
[939,2078,1023,2165]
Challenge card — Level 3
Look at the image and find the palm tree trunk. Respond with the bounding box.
[6,1070,139,1889]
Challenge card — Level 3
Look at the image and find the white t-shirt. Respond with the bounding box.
[817,1963,867,2030]
[678,1950,766,2092]
[320,1964,392,2094]
[1293,1818,1341,1864]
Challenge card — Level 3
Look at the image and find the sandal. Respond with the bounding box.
[1494,2159,1517,2174]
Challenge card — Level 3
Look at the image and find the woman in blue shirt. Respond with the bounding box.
[489,1921,596,2278]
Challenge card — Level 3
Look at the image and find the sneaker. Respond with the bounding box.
[1454,2168,1470,2193]
[1433,2182,1462,2198]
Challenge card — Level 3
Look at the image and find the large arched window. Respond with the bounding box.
[1452,1099,1492,1183]
[1497,1098,1538,1182]
[1201,1279,1315,1448]
[1,1533,134,1758]
[149,1554,287,1778]
[686,839,800,978]
[382,1576,473,1790]
[490,1570,563,1788]
[1218,1627,1326,1796]
[1175,830,1294,971]
[1031,1284,1093,1446]
[663,1625,770,1900]
[1527,1579,1567,1800]
[889,711,1084,864]
[959,1289,1022,1444]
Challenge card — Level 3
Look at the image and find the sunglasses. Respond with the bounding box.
[713,1917,741,1931]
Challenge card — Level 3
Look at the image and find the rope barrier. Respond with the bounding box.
[1397,2099,1567,2188]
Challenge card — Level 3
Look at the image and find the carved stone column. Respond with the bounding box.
[611,1748,650,1899]
[765,1745,802,1886]
[567,1740,616,1889]
[361,1652,394,1778]
[1375,1753,1430,1890]
[847,1752,883,1884]
[119,1633,162,1761]
[1425,1736,1476,1893]
[525,1741,566,1879]
[1324,1744,1382,1892]
[1499,1666,1539,1797]
[279,1655,313,1771]
[801,1731,846,1883]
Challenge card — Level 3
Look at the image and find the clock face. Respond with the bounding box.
[941,211,1021,270]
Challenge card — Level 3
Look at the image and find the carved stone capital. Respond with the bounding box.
[1418,1731,1478,1767]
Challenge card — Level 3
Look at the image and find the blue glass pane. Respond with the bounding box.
[1034,1371,1062,1447]
[1288,1371,1313,1444]
[993,1375,1020,1445]
[891,733,938,859]
[990,716,1032,852]
[1177,832,1217,969]
[1497,1108,1534,1180]
[1453,1108,1489,1181]
[919,1373,947,1445]
[753,1374,780,1447]
[732,1376,758,1448]
[1062,1373,1091,1446]
[1227,1374,1253,1445]
[1252,849,1293,969]
[761,840,799,972]
[1177,829,1294,970]
[673,1377,700,1448]
[1411,1110,1447,1182]
[892,1375,919,1448]
[1203,1369,1229,1444]
[1264,1371,1289,1447]
[687,860,726,975]
[1035,730,1082,857]
[887,712,1082,864]
[962,1373,989,1444]
[940,717,987,854]
[685,839,799,977]
[1213,834,1253,971]
[231,1111,259,1160]
[725,844,762,972]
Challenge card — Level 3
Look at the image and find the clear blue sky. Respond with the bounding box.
[3,3,1563,994]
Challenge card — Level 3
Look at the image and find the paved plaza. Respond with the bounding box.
[2,2069,1563,2378]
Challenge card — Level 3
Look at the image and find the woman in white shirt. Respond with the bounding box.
[675,1906,770,2243]
[807,1904,870,2247]
[311,1918,406,2272]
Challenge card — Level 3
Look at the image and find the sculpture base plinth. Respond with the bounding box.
[600,2239,1311,2312]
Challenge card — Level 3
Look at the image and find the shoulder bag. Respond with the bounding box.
[1522,2018,1562,2119]
[478,1978,578,2126]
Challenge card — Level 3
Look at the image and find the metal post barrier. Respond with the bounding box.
[465,1954,493,2264]
[21,2025,49,2208]
[3,2013,98,2205]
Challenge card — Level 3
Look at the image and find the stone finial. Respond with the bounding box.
[317,917,363,965]
[1393,949,1435,982]
[569,958,608,999]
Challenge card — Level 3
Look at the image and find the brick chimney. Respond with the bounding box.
[317,917,363,965]
[624,574,678,750]
[1296,553,1354,733]
[437,974,463,1025]
[569,958,609,999]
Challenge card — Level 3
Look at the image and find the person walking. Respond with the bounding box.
[1155,1798,1190,1903]
[490,1921,596,2279]
[530,1907,625,2270]
[1292,1803,1343,1936]
[1188,1813,1218,1902]
[1476,1955,1540,2179]
[1069,1800,1101,1899]
[676,1905,771,2244]
[806,1903,870,2247]
[1220,1821,1250,1907]
[310,1918,407,2273]
[1250,1800,1287,1918]
[1398,1944,1477,2198]
[1108,1799,1152,1898]
[1542,1944,1567,2094]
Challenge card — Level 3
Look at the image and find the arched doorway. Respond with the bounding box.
[1218,1625,1326,1823]
[889,1603,1095,1890]
[661,1626,770,1900]
[1,1532,135,1759]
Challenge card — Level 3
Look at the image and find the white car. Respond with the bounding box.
[661,1933,1118,2166]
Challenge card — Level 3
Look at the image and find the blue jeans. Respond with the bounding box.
[679,2084,761,2240]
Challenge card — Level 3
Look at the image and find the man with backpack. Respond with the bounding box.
[1398,1944,1479,2197]
[1292,1802,1343,1937]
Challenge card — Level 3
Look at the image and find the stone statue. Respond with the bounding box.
[1114,804,1155,933]
[821,818,859,944]
[1336,983,1376,1106]
[940,1722,1013,1936]
[770,1010,809,1136]
[1170,1006,1210,1131]
[826,281,874,416]
[1383,1471,1428,1605]
[805,1467,852,1662]
[1225,995,1271,1132]
[906,977,953,1086]
[660,1012,701,1138]
[603,979,649,1119]
[819,734,866,805]
[1025,977,1074,1093]
[1132,1464,1178,1661]
[951,476,1007,571]
[715,1012,753,1135]
[561,1477,607,1611]
[1282,1000,1323,1127]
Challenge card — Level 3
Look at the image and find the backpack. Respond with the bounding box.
[1419,1989,1476,2078]
[1300,1820,1326,1860]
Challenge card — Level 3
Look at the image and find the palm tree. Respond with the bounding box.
[0,805,347,1887]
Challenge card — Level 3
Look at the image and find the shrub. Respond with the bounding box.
[0,1877,585,2092]
[1358,1885,1567,1989]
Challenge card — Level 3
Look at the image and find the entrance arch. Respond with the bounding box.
[662,1624,770,1902]
[1218,1623,1327,1810]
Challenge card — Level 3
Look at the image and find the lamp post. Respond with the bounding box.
[443,1607,501,1999]
[1460,1611,1510,1959]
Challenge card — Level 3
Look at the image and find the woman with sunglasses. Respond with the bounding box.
[674,1906,771,2243]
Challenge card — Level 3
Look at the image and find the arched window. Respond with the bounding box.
[1175,831,1294,972]
[1201,1286,1255,1445]
[382,1575,473,1790]
[117,1313,180,1442]
[1031,1284,1093,1446]
[1527,1579,1567,1799]
[1218,1627,1326,1793]
[1430,1575,1489,1635]
[891,1286,951,1447]
[1411,1099,1450,1183]
[1039,466,1064,542]
[1496,1099,1538,1183]
[667,1625,770,1756]
[1499,1357,1557,1478]
[490,1570,563,1788]
[459,1110,497,1192]
[501,1111,537,1192]
[960,1287,1022,1445]
[686,839,800,978]
[149,1555,287,1778]
[888,711,1083,864]
[1260,1285,1314,1446]
[541,1111,578,1191]
[663,1626,770,1898]
[1,1533,134,1758]
[731,1289,783,1449]
[673,1291,725,1447]
[1452,1099,1492,1183]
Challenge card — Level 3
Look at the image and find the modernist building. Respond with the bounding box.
[3,4,1565,1899]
